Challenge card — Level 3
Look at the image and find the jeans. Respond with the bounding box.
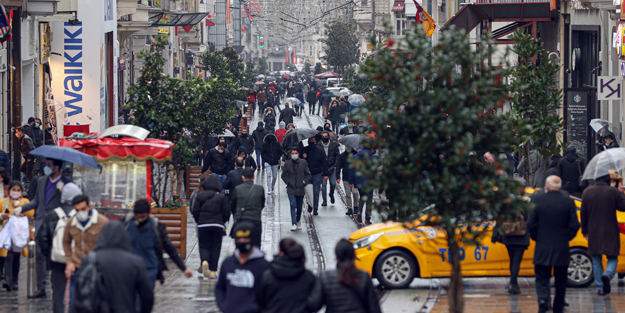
[343,180,359,210]
[198,226,224,271]
[69,268,80,307]
[216,174,227,193]
[359,189,374,222]
[265,163,279,191]
[505,245,526,285]
[50,262,67,313]
[593,254,618,291]
[321,170,336,203]
[332,120,339,133]
[288,195,304,225]
[535,265,567,312]
[309,173,322,212]
[255,149,263,169]
[275,102,282,112]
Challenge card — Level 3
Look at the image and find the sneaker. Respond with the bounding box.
[313,211,318,216]
[202,261,210,278]
[297,221,302,230]
[365,220,372,225]
[356,213,362,223]
[267,189,273,195]
[291,224,297,231]
[330,194,335,204]
[209,271,217,279]
[346,209,353,216]
[602,274,611,294]
[321,202,327,207]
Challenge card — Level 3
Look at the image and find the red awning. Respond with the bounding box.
[392,1,405,11]
[206,18,216,26]
[60,137,174,163]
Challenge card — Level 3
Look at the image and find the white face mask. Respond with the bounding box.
[218,148,225,153]
[76,211,90,222]
[611,181,617,187]
[9,191,21,200]
[291,154,299,160]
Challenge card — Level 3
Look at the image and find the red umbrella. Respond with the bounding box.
[282,75,290,79]
[315,71,341,78]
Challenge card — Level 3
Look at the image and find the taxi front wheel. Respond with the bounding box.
[374,250,416,289]
[567,248,594,288]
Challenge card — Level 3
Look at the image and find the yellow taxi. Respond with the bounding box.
[349,189,625,289]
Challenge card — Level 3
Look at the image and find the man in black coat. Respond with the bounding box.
[202,143,234,185]
[336,147,359,215]
[307,88,317,115]
[318,132,340,206]
[279,104,295,126]
[252,122,268,170]
[261,134,284,194]
[581,174,625,295]
[302,137,328,215]
[527,176,580,313]
[222,157,245,199]
[233,127,255,157]
[557,146,586,197]
[281,149,311,231]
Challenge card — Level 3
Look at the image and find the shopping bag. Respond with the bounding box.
[0,218,12,250]
[304,184,314,213]
[10,216,29,253]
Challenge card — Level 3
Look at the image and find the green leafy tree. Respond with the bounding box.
[344,65,370,94]
[356,29,530,313]
[258,56,269,74]
[322,22,359,74]
[124,35,197,204]
[304,60,312,73]
[314,62,323,74]
[509,29,565,187]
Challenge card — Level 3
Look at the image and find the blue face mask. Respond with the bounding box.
[34,123,40,128]
[43,165,52,176]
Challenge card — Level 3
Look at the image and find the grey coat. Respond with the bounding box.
[581,182,625,256]
[281,159,311,197]
[518,150,547,188]
[22,174,73,236]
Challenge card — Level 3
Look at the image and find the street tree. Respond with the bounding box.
[314,62,323,74]
[304,60,312,73]
[344,65,370,94]
[355,28,530,313]
[258,56,269,74]
[322,22,359,74]
[509,29,565,187]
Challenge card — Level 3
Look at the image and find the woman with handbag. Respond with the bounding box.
[493,211,530,295]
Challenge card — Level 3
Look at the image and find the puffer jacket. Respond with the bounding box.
[261,134,284,166]
[557,146,586,194]
[281,159,311,196]
[252,126,268,150]
[257,255,316,313]
[307,267,381,313]
[192,175,231,226]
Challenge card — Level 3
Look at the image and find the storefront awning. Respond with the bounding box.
[392,1,405,11]
[150,12,210,27]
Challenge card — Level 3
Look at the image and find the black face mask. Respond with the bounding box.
[135,219,148,228]
[324,126,331,131]
[236,242,253,253]
[322,138,330,143]
[241,133,248,137]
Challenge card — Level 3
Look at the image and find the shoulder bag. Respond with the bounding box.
[500,211,526,237]
[229,185,256,238]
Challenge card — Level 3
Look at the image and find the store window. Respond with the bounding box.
[395,11,406,36]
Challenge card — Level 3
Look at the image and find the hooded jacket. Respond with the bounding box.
[234,133,255,157]
[252,126,268,150]
[307,266,381,313]
[192,175,231,226]
[237,146,257,170]
[261,134,284,166]
[257,255,316,313]
[91,222,154,313]
[203,146,235,175]
[320,90,332,106]
[215,248,270,313]
[349,149,376,189]
[557,146,586,194]
[263,109,276,130]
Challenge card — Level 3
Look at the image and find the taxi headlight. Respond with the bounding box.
[352,232,384,250]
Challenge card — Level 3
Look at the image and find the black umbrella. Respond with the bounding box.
[255,81,266,86]
[339,134,369,150]
[265,77,277,82]
[282,128,319,147]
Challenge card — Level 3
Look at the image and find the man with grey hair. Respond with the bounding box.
[527,175,580,313]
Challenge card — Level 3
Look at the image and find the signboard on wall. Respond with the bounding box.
[598,76,623,100]
[566,90,589,161]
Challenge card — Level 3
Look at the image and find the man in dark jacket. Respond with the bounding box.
[596,132,620,152]
[557,146,586,197]
[22,117,36,142]
[318,132,339,207]
[581,174,625,295]
[233,127,255,158]
[336,147,359,215]
[261,134,284,194]
[527,176,580,313]
[231,113,241,135]
[252,122,268,170]
[319,90,332,116]
[215,221,269,313]
[122,199,192,290]
[281,149,311,231]
[349,147,377,224]
[307,88,317,115]
[295,89,305,117]
[223,157,245,199]
[302,137,328,215]
[230,168,265,248]
[279,104,295,126]
[202,143,234,185]
[86,221,154,313]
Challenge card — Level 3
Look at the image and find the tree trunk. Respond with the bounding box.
[446,232,464,313]
[162,163,169,205]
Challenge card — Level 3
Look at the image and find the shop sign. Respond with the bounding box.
[617,23,624,60]
[598,76,622,100]
[158,26,169,34]
[392,1,405,11]
[154,0,161,8]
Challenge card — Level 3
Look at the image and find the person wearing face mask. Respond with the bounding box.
[237,146,258,171]
[17,157,72,299]
[274,121,287,144]
[0,181,33,291]
[336,146,359,216]
[264,108,276,133]
[62,195,109,305]
[233,127,255,159]
[215,221,269,313]
[262,134,285,195]
[202,143,235,185]
[302,137,329,215]
[230,168,265,248]
[318,132,339,207]
[281,149,311,231]
[122,199,192,308]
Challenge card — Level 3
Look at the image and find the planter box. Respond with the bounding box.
[152,206,187,260]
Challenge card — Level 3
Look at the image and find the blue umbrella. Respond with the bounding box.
[29,146,101,169]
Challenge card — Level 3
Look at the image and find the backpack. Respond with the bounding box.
[71,252,110,313]
[51,208,75,263]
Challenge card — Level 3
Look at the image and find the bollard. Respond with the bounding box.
[27,239,36,297]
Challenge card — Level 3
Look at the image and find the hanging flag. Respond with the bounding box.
[0,5,11,43]
[413,0,436,37]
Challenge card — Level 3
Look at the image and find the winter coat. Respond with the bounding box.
[252,126,268,150]
[557,147,586,194]
[335,150,355,181]
[0,149,10,175]
[22,124,35,143]
[302,145,328,176]
[349,149,376,189]
[320,91,332,106]
[517,150,547,188]
[295,92,304,104]
[120,213,187,283]
[202,147,234,175]
[21,174,74,236]
[0,197,32,257]
[275,129,287,144]
[317,140,340,171]
[237,147,257,170]
[215,248,270,313]
[231,181,265,221]
[233,134,255,157]
[307,267,382,313]
[264,114,276,132]
[261,134,284,166]
[307,90,317,104]
[281,159,311,196]
[328,105,341,122]
[32,125,43,147]
[257,255,316,313]
[581,181,625,256]
[279,107,295,125]
[257,91,267,103]
[63,209,109,267]
[192,175,231,226]
[223,168,244,199]
[91,222,154,313]
[527,191,580,266]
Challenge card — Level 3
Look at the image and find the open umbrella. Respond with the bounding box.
[348,94,365,106]
[339,134,370,150]
[213,129,236,137]
[315,71,341,78]
[282,128,319,147]
[255,81,266,86]
[285,97,301,106]
[340,89,352,97]
[282,75,291,79]
[582,148,625,181]
[236,100,247,108]
[590,119,618,136]
[29,146,101,169]
[265,77,277,82]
